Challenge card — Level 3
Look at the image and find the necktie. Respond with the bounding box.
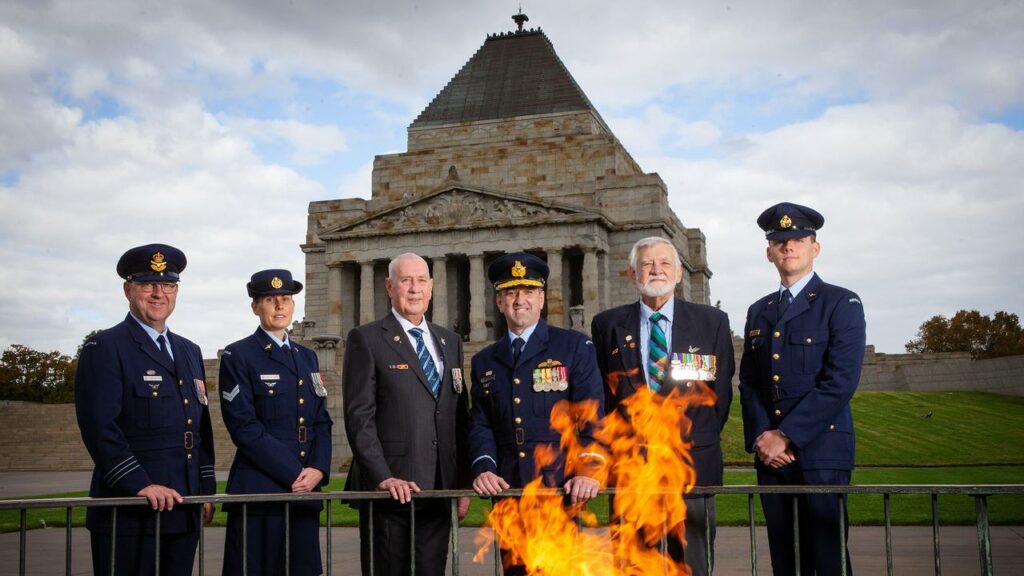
[647,312,667,391]
[156,334,174,366]
[779,289,793,319]
[409,328,441,398]
[512,337,525,366]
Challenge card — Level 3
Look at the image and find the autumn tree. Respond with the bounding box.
[0,344,77,403]
[905,310,1024,359]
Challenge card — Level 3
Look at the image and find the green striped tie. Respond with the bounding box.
[648,312,668,391]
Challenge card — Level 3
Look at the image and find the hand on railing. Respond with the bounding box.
[377,477,421,503]
[563,475,600,504]
[137,483,183,511]
[472,471,510,496]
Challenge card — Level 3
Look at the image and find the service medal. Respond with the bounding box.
[311,372,328,397]
[194,379,208,405]
[451,368,464,393]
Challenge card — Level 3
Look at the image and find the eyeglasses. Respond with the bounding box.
[134,282,179,294]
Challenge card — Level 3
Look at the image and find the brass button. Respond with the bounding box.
[300,451,306,457]
[774,409,782,416]
[805,337,813,344]
[772,375,780,382]
[829,424,836,431]
[187,453,192,460]
[299,398,305,405]
[518,451,526,458]
[773,331,781,338]
[299,379,304,386]
[268,389,275,395]
[514,417,522,424]
[772,353,780,360]
[513,397,521,405]
[513,378,520,385]
[187,418,193,425]
[152,391,158,397]
[299,417,305,424]
[686,382,693,388]
[179,379,184,385]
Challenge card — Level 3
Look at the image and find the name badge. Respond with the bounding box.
[260,374,280,381]
[143,375,163,382]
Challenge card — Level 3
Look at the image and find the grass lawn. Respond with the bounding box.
[3,392,1023,533]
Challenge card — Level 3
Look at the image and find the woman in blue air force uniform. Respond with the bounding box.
[219,269,333,576]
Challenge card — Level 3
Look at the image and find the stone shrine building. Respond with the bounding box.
[298,16,714,463]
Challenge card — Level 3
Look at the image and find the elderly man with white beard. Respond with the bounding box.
[591,236,735,576]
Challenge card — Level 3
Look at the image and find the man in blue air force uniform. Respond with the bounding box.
[219,269,332,576]
[739,203,866,576]
[469,252,606,575]
[591,236,735,576]
[75,244,216,576]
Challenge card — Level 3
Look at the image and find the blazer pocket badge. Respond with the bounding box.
[310,372,328,397]
[451,368,464,393]
[389,363,410,370]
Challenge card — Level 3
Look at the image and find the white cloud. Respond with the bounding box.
[221,117,347,166]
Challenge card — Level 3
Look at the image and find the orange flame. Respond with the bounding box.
[474,372,716,575]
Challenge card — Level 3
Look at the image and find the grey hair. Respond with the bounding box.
[388,253,430,279]
[628,237,680,272]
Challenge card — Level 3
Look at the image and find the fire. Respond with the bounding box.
[474,374,715,575]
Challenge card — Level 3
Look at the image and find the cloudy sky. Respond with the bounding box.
[2,0,1022,357]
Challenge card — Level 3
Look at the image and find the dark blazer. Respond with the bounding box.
[342,313,468,492]
[74,314,216,533]
[219,329,332,512]
[468,321,605,488]
[591,299,735,486]
[739,273,866,471]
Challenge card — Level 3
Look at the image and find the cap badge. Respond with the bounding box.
[271,276,284,289]
[779,214,793,229]
[150,252,167,272]
[511,260,526,278]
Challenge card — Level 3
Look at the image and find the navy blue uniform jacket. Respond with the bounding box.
[342,314,468,492]
[591,299,735,487]
[739,273,866,471]
[219,329,332,511]
[468,321,604,488]
[75,315,216,533]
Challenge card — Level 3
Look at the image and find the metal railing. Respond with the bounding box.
[2,484,1021,576]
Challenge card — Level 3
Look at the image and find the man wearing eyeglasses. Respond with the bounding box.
[75,244,216,576]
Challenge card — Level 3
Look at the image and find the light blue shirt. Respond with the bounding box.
[392,310,444,373]
[780,271,817,301]
[259,327,291,348]
[129,312,173,360]
[508,322,539,355]
[639,300,674,387]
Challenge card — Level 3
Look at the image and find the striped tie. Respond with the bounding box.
[648,312,668,391]
[409,328,441,398]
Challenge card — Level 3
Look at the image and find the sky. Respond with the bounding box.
[2,0,1023,357]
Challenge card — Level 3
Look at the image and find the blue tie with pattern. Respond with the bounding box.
[647,312,668,391]
[409,328,441,398]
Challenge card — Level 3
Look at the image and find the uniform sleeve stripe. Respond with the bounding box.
[108,463,141,486]
[471,455,497,467]
[103,457,138,483]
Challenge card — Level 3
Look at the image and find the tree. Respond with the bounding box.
[906,310,1024,359]
[0,344,76,403]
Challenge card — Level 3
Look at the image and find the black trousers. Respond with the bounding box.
[757,466,852,576]
[358,498,451,576]
[90,528,199,576]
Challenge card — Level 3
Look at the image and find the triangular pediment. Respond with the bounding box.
[319,184,602,240]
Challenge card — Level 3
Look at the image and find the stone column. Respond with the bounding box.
[469,254,486,342]
[545,248,564,327]
[432,256,448,329]
[359,260,376,325]
[581,249,600,332]
[327,264,343,337]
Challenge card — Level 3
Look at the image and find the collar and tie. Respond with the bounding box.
[512,337,525,366]
[647,312,668,391]
[409,328,441,398]
[156,334,174,365]
[779,288,793,318]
